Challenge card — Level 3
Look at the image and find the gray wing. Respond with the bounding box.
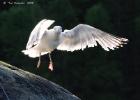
[26,19,55,49]
[57,24,128,51]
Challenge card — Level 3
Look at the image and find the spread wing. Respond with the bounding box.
[26,19,55,49]
[57,24,128,51]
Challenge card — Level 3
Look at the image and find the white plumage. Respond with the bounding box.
[22,19,128,70]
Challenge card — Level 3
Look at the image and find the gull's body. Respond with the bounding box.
[22,19,128,70]
[25,29,59,57]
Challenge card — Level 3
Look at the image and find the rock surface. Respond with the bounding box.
[0,61,81,100]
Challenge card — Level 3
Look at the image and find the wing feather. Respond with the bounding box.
[57,24,128,51]
[26,19,55,49]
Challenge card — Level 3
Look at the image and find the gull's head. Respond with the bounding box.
[53,26,62,33]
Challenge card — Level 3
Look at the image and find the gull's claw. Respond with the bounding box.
[48,62,53,71]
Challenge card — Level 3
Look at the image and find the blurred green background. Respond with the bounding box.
[0,0,138,100]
